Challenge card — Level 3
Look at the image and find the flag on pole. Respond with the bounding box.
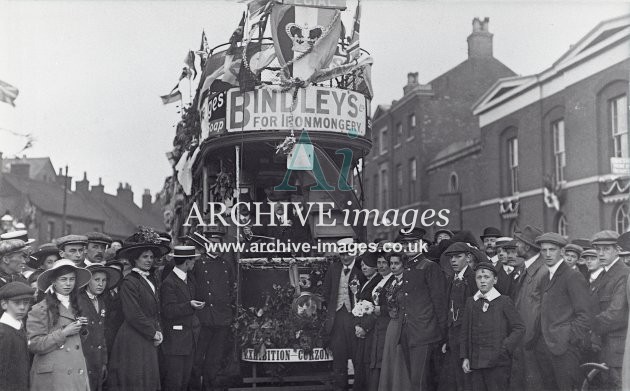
[178,66,192,81]
[184,50,197,79]
[160,85,182,105]
[200,30,210,54]
[0,80,19,107]
[347,0,361,60]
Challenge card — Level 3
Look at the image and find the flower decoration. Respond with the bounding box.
[275,131,296,156]
[352,300,375,317]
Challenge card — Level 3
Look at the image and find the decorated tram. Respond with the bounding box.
[163,0,373,388]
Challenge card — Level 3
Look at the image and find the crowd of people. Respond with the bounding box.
[1,221,630,391]
[323,226,630,391]
[0,226,235,391]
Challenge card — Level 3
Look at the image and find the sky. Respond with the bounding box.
[1,0,628,204]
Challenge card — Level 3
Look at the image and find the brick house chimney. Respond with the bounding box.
[10,163,30,179]
[91,177,105,197]
[75,172,90,194]
[142,189,152,210]
[403,72,419,95]
[117,182,134,204]
[56,167,72,188]
[467,17,493,58]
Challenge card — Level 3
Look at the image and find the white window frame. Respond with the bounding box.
[379,128,388,155]
[611,95,628,158]
[616,204,629,233]
[552,119,566,183]
[557,214,567,236]
[508,137,519,195]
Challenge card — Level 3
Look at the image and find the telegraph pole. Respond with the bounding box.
[61,165,68,235]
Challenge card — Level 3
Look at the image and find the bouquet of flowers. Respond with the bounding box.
[352,300,375,317]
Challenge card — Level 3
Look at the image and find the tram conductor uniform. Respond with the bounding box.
[322,238,367,390]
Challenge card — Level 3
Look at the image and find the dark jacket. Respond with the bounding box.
[398,259,448,346]
[370,275,395,369]
[77,291,108,391]
[192,254,235,327]
[460,294,525,369]
[514,254,547,347]
[591,259,630,367]
[540,261,594,356]
[447,265,477,330]
[321,259,366,335]
[0,322,29,391]
[160,270,200,356]
[107,272,162,391]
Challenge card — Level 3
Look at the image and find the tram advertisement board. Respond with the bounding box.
[226,86,368,136]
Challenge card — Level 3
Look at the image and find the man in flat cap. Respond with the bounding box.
[563,243,588,280]
[0,239,29,289]
[510,226,544,391]
[589,230,628,390]
[57,234,89,267]
[441,242,477,391]
[0,281,35,391]
[533,232,593,391]
[84,232,112,266]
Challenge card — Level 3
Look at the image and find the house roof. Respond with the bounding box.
[2,157,56,181]
[473,14,630,120]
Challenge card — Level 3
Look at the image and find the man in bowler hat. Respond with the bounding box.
[321,237,367,390]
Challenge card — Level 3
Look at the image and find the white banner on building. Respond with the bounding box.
[226,86,367,136]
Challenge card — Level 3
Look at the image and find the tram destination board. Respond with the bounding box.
[226,86,369,136]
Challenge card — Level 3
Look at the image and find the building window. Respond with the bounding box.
[408,114,416,137]
[611,95,628,158]
[66,223,72,235]
[508,137,519,194]
[47,221,55,241]
[556,213,567,236]
[552,119,566,183]
[448,172,459,193]
[396,164,403,206]
[379,128,388,155]
[379,164,388,210]
[373,174,379,209]
[395,123,402,146]
[408,158,417,202]
[615,204,629,233]
[373,133,379,157]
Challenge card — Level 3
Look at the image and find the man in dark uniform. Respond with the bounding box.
[590,230,629,390]
[397,227,428,267]
[0,239,29,288]
[353,252,382,391]
[534,232,593,391]
[321,237,367,390]
[188,228,236,391]
[398,241,447,391]
[161,246,203,391]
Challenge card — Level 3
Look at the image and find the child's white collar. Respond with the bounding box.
[473,287,500,302]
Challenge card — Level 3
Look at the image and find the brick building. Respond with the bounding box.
[365,17,516,240]
[0,155,164,242]
[433,14,630,237]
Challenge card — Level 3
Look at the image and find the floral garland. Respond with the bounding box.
[232,283,327,357]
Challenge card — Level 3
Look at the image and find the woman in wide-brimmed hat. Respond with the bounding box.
[107,227,170,391]
[27,242,60,271]
[26,259,92,390]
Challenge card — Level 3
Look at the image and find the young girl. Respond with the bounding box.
[27,259,92,391]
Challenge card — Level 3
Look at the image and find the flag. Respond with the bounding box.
[0,80,19,107]
[179,66,193,81]
[222,13,246,85]
[184,50,197,79]
[200,30,210,53]
[161,85,181,105]
[347,0,361,60]
[270,5,342,80]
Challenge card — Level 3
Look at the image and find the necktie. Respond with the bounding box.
[343,267,350,276]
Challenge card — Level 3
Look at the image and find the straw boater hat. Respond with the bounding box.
[86,264,122,290]
[0,230,35,245]
[116,227,171,260]
[0,239,31,258]
[37,259,92,292]
[168,246,201,259]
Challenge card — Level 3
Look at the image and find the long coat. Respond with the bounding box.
[321,260,367,335]
[369,275,395,370]
[192,254,235,327]
[27,299,90,391]
[354,273,383,360]
[540,261,594,356]
[513,254,547,347]
[108,272,162,391]
[77,291,108,391]
[0,322,30,391]
[160,271,199,356]
[591,259,630,367]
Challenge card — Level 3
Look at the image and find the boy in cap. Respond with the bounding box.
[461,263,524,391]
[441,242,477,391]
[583,249,603,287]
[0,281,35,391]
[533,232,593,391]
[589,230,629,390]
